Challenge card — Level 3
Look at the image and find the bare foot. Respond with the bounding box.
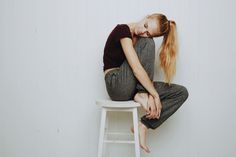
[134,92,148,111]
[131,122,150,153]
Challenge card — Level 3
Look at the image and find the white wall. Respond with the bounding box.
[0,0,236,157]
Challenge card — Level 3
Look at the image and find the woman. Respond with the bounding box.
[103,13,189,153]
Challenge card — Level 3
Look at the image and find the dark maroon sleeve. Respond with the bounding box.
[113,24,132,42]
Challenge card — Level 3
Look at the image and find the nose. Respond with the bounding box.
[140,29,146,34]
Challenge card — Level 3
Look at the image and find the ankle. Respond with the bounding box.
[139,92,148,96]
[139,122,148,131]
[135,92,148,98]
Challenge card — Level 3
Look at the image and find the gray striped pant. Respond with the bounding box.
[104,37,189,129]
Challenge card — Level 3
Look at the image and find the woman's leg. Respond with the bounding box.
[133,37,155,93]
[141,81,189,129]
[111,37,156,153]
[104,37,155,100]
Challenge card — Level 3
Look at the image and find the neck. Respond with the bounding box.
[127,23,137,38]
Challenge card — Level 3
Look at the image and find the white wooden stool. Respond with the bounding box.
[96,99,141,157]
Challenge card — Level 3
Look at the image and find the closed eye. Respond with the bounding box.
[144,23,151,37]
[144,23,148,28]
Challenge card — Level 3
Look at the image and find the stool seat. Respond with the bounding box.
[96,99,140,108]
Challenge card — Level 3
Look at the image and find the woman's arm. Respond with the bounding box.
[120,37,159,98]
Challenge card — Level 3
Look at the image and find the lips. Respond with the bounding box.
[137,31,142,35]
[138,32,143,35]
[137,29,144,35]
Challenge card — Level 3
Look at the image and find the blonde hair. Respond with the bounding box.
[148,13,178,85]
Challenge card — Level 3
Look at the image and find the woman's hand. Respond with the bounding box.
[153,95,162,119]
[145,94,157,119]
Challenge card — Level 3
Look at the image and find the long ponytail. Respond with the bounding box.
[148,13,179,85]
[158,21,178,85]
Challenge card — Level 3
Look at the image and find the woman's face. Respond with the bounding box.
[134,17,159,37]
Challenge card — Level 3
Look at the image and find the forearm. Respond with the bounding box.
[133,67,159,98]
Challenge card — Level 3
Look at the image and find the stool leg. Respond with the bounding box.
[104,110,109,157]
[98,107,107,157]
[132,108,140,157]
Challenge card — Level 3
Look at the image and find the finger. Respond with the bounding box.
[152,109,157,119]
[152,106,158,118]
[146,108,151,118]
[146,113,151,119]
[146,114,151,119]
[157,109,161,119]
[148,108,153,118]
[154,110,158,119]
[150,108,156,119]
[147,109,154,119]
[154,108,159,119]
[149,108,154,116]
[157,113,160,119]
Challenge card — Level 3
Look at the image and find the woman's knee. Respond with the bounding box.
[136,37,155,49]
[135,37,155,64]
[178,85,189,102]
[169,83,189,102]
